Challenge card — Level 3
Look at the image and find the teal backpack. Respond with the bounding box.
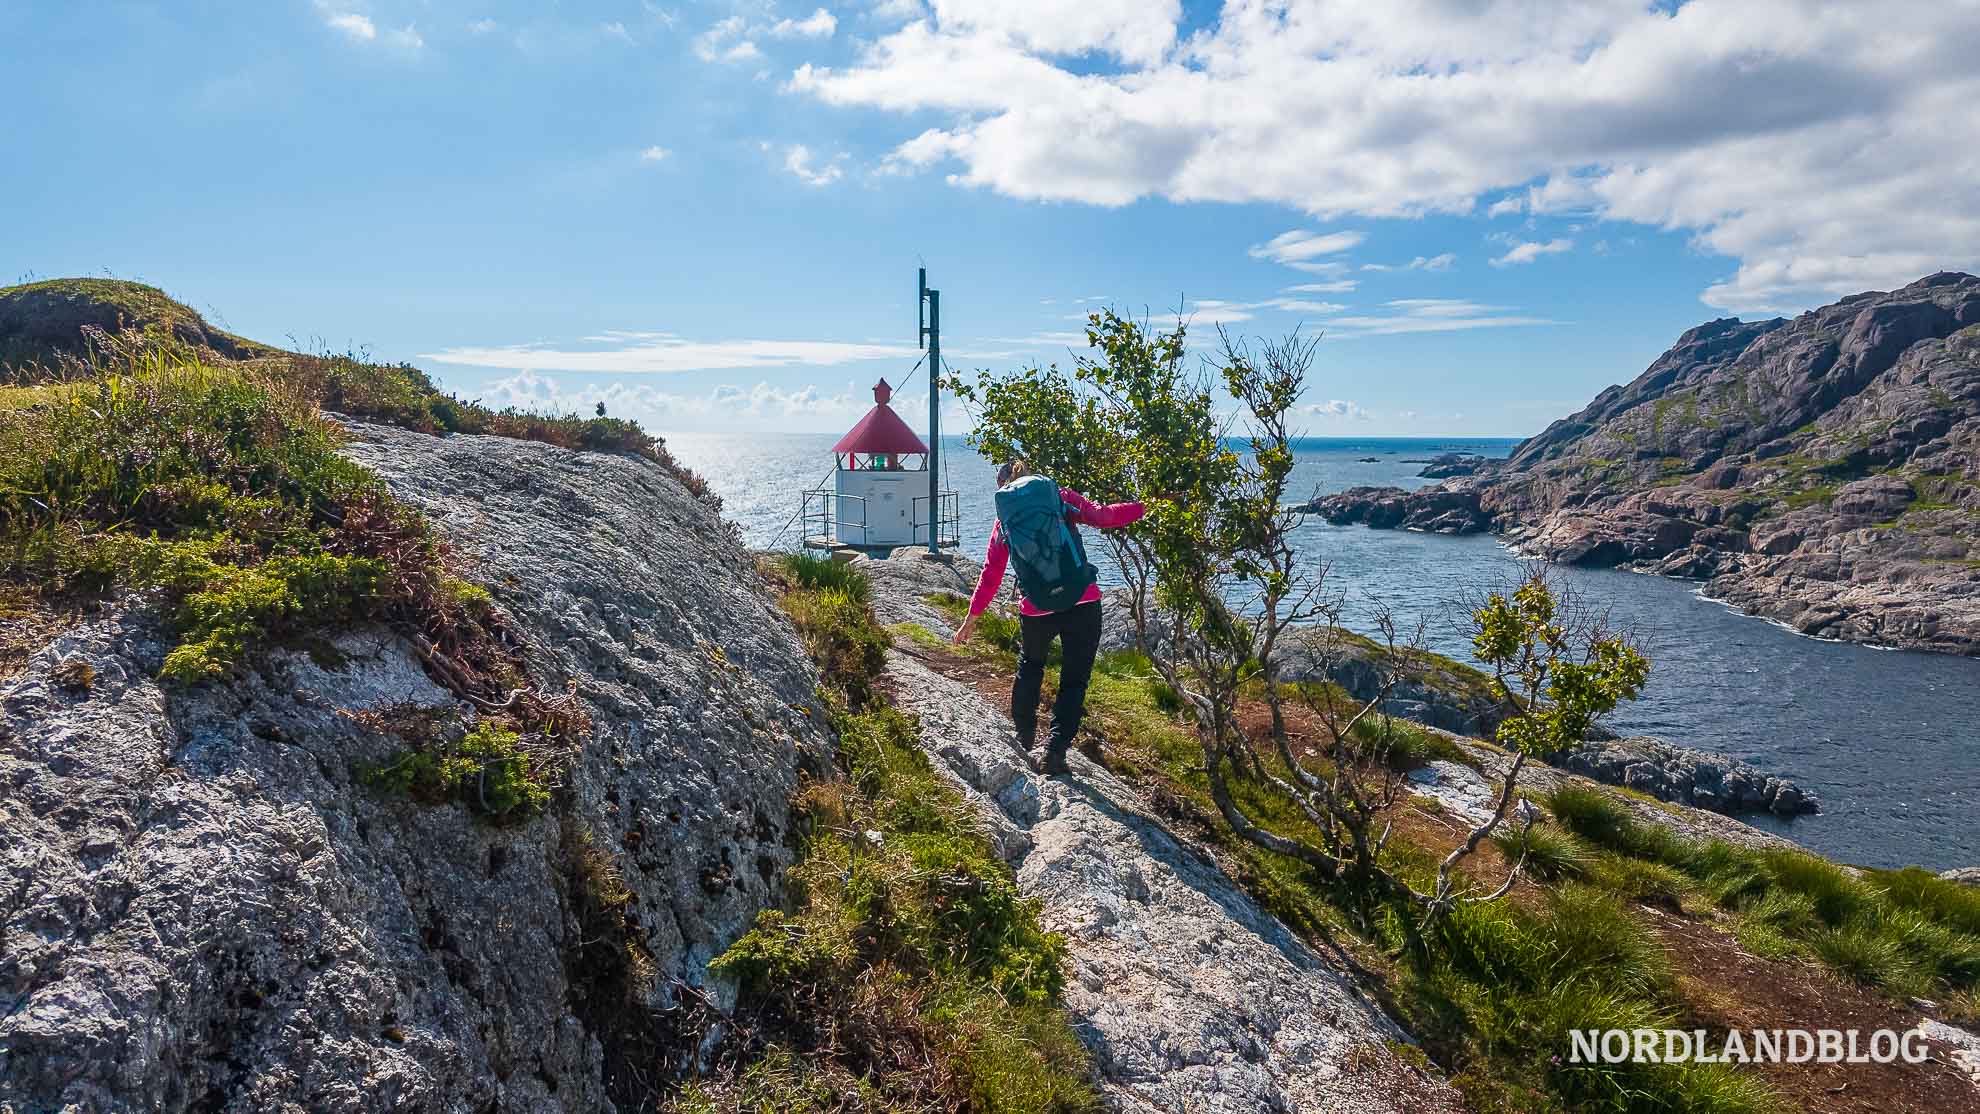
[993,475,1097,612]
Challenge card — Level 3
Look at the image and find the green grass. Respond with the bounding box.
[1071,653,1780,1114]
[1407,884,1777,1114]
[2,357,408,678]
[781,550,872,602]
[1494,824,1593,883]
[684,566,1098,1113]
[0,349,579,813]
[1777,483,1839,510]
[1545,786,1980,1003]
[925,590,1029,661]
[0,277,269,374]
[0,277,716,501]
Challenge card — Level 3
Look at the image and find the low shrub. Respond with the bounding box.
[359,720,557,821]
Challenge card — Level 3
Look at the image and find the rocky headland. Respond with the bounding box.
[1,423,833,1112]
[1309,273,1980,655]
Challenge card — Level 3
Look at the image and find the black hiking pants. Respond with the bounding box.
[1011,599,1103,756]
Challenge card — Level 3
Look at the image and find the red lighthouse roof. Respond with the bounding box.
[832,378,929,455]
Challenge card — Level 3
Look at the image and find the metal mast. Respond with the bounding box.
[918,268,941,554]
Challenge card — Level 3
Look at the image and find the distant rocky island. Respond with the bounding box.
[1311,273,1980,655]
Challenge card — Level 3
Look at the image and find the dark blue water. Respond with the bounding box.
[667,432,1980,871]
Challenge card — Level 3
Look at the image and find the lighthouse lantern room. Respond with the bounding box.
[801,377,959,557]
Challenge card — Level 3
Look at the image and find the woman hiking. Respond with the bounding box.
[954,461,1144,775]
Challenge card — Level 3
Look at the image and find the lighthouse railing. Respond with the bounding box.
[801,489,869,550]
[910,491,960,550]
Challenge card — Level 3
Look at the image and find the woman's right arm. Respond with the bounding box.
[958,523,1007,642]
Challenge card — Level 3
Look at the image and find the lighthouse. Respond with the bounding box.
[800,377,958,557]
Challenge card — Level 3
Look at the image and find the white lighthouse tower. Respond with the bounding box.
[800,377,958,558]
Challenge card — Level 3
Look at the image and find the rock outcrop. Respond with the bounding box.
[868,570,1463,1111]
[1557,737,1819,817]
[0,424,831,1113]
[1942,867,1980,886]
[1307,274,1980,655]
[1414,452,1487,479]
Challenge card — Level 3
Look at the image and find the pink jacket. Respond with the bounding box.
[968,488,1145,617]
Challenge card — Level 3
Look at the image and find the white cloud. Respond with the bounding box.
[928,0,1179,67]
[1281,280,1356,294]
[989,330,1092,347]
[1485,195,1525,218]
[771,8,838,38]
[1178,295,1352,324]
[870,0,924,22]
[1306,399,1371,420]
[1324,298,1558,337]
[1364,253,1455,271]
[316,4,422,49]
[1270,299,1347,315]
[477,372,882,432]
[1187,299,1259,325]
[1248,229,1365,265]
[467,18,499,34]
[788,1,1980,313]
[1490,238,1574,267]
[782,145,846,186]
[640,145,672,162]
[602,21,636,44]
[421,333,919,374]
[324,11,375,40]
[695,16,761,62]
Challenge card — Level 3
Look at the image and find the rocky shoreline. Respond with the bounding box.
[1089,582,1819,820]
[1557,736,1818,817]
[1307,273,1980,656]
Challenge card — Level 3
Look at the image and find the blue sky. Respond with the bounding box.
[7,1,1977,436]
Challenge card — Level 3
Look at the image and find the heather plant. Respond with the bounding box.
[0,344,579,816]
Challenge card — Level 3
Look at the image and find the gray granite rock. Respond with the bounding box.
[1558,736,1819,817]
[0,423,832,1114]
[882,650,1463,1113]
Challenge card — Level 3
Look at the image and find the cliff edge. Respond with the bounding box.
[0,423,831,1113]
[1312,273,1980,654]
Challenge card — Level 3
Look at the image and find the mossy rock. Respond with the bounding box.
[0,278,273,376]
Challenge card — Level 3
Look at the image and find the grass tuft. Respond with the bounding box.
[684,560,1098,1112]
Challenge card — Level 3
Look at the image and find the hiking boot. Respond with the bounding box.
[1033,747,1072,776]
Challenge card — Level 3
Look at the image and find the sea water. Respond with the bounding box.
[667,431,1980,871]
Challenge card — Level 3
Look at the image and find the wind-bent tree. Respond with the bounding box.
[948,310,1649,946]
